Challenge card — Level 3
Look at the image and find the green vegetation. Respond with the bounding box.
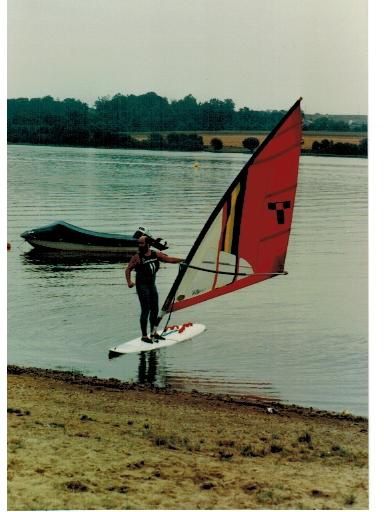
[210,137,223,151]
[7,92,368,153]
[307,115,366,132]
[242,136,260,152]
[311,138,367,156]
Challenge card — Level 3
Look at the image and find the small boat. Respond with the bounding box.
[20,221,168,254]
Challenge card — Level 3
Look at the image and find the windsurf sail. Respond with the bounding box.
[159,98,302,321]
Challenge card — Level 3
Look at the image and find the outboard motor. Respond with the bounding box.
[133,226,169,251]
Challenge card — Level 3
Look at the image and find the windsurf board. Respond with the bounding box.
[109,322,206,355]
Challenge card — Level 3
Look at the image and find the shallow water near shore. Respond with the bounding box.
[7,145,368,416]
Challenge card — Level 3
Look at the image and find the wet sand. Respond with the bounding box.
[8,365,368,510]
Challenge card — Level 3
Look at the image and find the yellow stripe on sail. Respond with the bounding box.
[223,183,241,253]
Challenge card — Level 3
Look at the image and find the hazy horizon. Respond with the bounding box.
[8,0,368,116]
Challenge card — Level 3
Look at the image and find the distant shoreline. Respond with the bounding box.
[7,137,368,158]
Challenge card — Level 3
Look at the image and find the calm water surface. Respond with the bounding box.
[7,145,368,416]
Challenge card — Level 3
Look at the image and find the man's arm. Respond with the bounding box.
[125,255,139,287]
[157,252,184,264]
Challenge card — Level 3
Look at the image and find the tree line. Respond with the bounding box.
[8,92,367,150]
[310,138,367,156]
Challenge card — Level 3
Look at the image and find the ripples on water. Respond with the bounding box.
[7,145,368,415]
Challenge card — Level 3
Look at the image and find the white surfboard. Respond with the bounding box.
[109,322,206,355]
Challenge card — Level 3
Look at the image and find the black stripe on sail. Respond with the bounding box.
[228,176,247,284]
[220,197,232,252]
[231,175,247,255]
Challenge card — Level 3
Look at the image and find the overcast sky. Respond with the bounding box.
[7,0,368,114]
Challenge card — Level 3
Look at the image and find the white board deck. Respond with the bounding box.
[109,323,206,355]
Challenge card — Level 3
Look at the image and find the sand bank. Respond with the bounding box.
[7,365,368,510]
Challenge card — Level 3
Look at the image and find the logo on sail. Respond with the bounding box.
[268,201,291,224]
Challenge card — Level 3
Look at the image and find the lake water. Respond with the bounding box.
[7,145,368,416]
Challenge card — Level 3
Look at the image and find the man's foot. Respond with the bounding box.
[153,332,165,341]
[141,336,153,344]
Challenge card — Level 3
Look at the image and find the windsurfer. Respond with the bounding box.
[125,236,183,343]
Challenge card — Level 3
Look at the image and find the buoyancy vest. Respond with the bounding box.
[135,250,160,284]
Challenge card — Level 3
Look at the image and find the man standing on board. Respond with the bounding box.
[126,236,183,343]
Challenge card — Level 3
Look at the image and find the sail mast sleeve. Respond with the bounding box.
[160,98,302,315]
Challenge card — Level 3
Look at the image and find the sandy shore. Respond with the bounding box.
[7,365,368,510]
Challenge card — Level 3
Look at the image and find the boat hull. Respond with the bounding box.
[25,239,138,253]
[20,221,168,254]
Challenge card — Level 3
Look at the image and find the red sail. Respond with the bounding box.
[162,99,302,314]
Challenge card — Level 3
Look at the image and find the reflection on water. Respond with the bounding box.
[22,249,131,267]
[115,348,280,403]
[138,351,158,384]
[8,145,368,415]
